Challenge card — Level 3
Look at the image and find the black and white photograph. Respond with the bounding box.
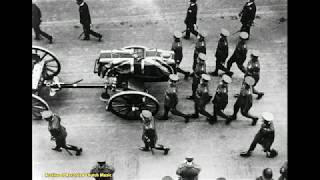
[32,0,287,179]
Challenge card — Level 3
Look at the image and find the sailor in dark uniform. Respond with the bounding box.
[226,32,249,75]
[32,3,53,43]
[245,50,264,99]
[76,0,102,41]
[139,110,170,155]
[176,153,201,180]
[41,110,82,156]
[226,76,259,125]
[192,31,207,71]
[239,0,256,39]
[210,29,231,76]
[184,0,198,39]
[162,74,190,123]
[187,53,207,100]
[90,161,115,180]
[211,74,232,124]
[240,112,278,158]
[171,31,190,79]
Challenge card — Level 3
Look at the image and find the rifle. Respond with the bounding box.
[63,148,73,156]
[78,31,84,39]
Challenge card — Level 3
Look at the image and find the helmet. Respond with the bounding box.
[262,168,273,179]
[239,32,249,39]
[244,76,255,86]
[41,110,53,119]
[201,74,211,81]
[174,31,183,38]
[261,112,274,121]
[221,28,230,37]
[198,53,207,61]
[169,74,179,82]
[222,74,232,84]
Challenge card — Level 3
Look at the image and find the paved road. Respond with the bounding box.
[32,0,287,179]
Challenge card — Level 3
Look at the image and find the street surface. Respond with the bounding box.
[32,0,287,179]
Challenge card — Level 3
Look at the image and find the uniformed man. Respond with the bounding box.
[171,31,190,79]
[239,0,256,39]
[32,3,53,43]
[187,53,207,100]
[162,74,190,123]
[176,154,201,180]
[245,50,264,99]
[226,32,249,75]
[192,32,207,71]
[76,0,102,41]
[190,74,214,123]
[211,74,232,124]
[184,0,198,39]
[256,168,274,180]
[139,110,170,155]
[210,29,232,76]
[240,112,278,158]
[41,110,82,156]
[226,76,259,125]
[90,161,115,180]
[278,161,287,180]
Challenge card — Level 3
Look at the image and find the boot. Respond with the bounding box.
[190,114,199,119]
[251,117,258,126]
[240,151,252,157]
[186,95,195,100]
[139,147,150,152]
[208,117,217,125]
[164,148,170,155]
[225,115,236,125]
[257,92,264,100]
[75,148,82,156]
[184,72,190,80]
[184,115,190,123]
[52,147,62,152]
[48,36,53,44]
[100,92,110,101]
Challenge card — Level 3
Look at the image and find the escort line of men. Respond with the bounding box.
[33,0,286,179]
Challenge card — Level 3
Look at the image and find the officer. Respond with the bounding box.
[192,31,207,71]
[162,74,190,123]
[90,160,115,180]
[76,0,103,41]
[256,168,273,180]
[226,32,249,75]
[190,74,214,123]
[187,53,207,100]
[171,31,190,79]
[239,0,256,39]
[139,110,170,155]
[240,112,278,158]
[211,74,232,124]
[210,28,231,76]
[41,110,82,156]
[226,76,259,125]
[278,161,287,180]
[32,3,53,43]
[184,0,198,39]
[176,153,201,180]
[245,50,264,99]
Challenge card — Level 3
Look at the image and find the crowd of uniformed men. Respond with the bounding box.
[34,0,286,179]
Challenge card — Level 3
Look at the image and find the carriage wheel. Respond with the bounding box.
[107,91,159,120]
[32,94,50,120]
[32,46,61,80]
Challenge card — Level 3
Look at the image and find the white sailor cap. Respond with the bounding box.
[198,53,207,61]
[222,74,232,84]
[40,110,53,119]
[244,76,255,86]
[174,31,183,38]
[239,32,249,39]
[221,28,230,37]
[261,112,274,121]
[169,74,179,81]
[201,74,211,81]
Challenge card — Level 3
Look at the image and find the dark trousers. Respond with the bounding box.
[213,105,229,120]
[55,137,80,152]
[214,58,229,73]
[240,23,251,35]
[226,55,246,74]
[192,53,198,71]
[248,136,273,152]
[174,62,189,76]
[163,105,188,119]
[33,25,52,40]
[194,99,213,119]
[185,24,198,38]
[83,24,102,39]
[191,77,200,97]
[232,100,257,120]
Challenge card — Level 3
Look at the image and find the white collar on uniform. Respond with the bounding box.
[80,2,85,6]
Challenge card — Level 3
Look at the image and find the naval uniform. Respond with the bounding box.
[239,2,256,36]
[212,82,230,122]
[171,39,190,77]
[176,162,201,180]
[184,3,198,39]
[79,2,102,40]
[192,39,206,71]
[213,36,229,74]
[226,40,247,74]
[90,163,115,180]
